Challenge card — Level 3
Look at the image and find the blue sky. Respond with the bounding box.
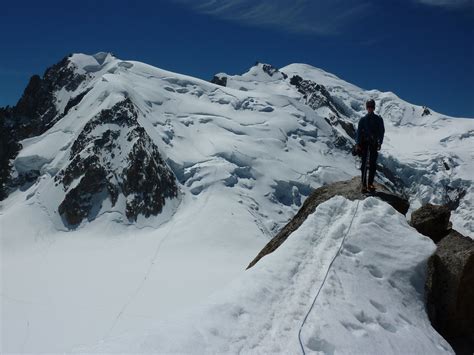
[1,0,472,117]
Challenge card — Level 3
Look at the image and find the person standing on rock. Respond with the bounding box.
[356,99,385,193]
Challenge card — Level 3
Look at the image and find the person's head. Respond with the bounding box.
[366,99,375,113]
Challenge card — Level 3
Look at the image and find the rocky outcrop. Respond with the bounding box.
[336,118,356,139]
[410,204,451,243]
[409,204,473,353]
[426,230,474,354]
[63,88,91,116]
[259,63,288,79]
[0,109,21,199]
[211,75,227,87]
[11,55,87,138]
[1,55,89,200]
[247,177,409,269]
[289,75,348,118]
[56,98,178,226]
[422,106,431,116]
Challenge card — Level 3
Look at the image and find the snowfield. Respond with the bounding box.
[83,197,453,354]
[1,52,472,352]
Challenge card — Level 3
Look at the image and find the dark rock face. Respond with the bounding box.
[247,177,409,269]
[336,118,356,139]
[0,55,89,200]
[0,109,21,199]
[56,98,178,226]
[289,75,348,117]
[422,106,431,116]
[261,63,279,76]
[260,63,288,79]
[410,204,451,243]
[58,163,109,225]
[12,55,87,138]
[63,88,91,116]
[211,75,227,87]
[426,230,474,354]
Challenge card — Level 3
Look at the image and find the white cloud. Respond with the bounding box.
[172,0,372,35]
[172,0,472,36]
[415,0,473,8]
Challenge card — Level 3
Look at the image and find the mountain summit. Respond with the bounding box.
[2,53,472,231]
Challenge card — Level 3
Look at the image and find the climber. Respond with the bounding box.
[355,99,385,193]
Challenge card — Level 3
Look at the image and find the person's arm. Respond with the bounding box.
[378,116,385,149]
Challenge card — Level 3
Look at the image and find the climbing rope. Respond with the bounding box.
[298,199,361,355]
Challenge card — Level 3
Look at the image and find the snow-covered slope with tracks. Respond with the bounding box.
[83,197,453,354]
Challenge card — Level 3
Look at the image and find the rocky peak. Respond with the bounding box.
[13,55,88,135]
[290,74,348,118]
[55,98,179,226]
[1,56,92,200]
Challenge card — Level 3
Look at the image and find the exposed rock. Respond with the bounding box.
[336,118,356,139]
[289,75,348,118]
[0,55,89,200]
[410,204,451,243]
[63,88,91,116]
[56,98,178,226]
[13,55,87,137]
[58,162,109,226]
[257,63,288,79]
[247,177,409,269]
[211,75,227,87]
[0,109,21,199]
[426,230,474,354]
[422,106,431,116]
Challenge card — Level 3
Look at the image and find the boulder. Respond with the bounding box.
[210,75,227,87]
[410,204,451,243]
[247,177,409,269]
[426,230,474,354]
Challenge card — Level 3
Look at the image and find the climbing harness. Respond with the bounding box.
[297,199,361,355]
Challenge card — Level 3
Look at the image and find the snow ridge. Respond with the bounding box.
[84,197,452,354]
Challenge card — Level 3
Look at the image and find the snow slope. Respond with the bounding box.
[1,53,472,352]
[84,197,453,354]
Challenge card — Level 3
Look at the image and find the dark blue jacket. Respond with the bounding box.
[356,112,385,146]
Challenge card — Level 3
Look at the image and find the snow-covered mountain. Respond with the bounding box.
[1,52,473,353]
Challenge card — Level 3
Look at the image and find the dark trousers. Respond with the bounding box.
[361,144,378,187]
